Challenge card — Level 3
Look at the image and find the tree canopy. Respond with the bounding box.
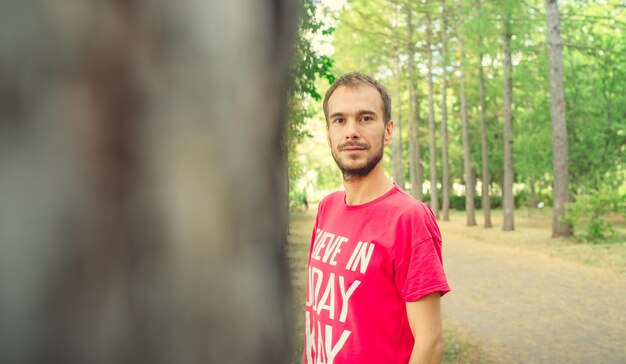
[288,0,625,240]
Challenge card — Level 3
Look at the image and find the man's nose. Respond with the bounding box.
[344,119,360,139]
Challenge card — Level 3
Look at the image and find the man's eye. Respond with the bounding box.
[361,116,372,122]
[334,118,344,124]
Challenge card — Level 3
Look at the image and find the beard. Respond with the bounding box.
[331,136,385,181]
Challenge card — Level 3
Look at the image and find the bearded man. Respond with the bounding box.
[303,72,450,364]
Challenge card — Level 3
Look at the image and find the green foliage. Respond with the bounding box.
[514,186,554,209]
[564,186,626,243]
[291,0,336,100]
[288,0,625,225]
[450,195,471,211]
[287,0,336,208]
[287,100,313,199]
[514,189,528,209]
[289,189,310,212]
[559,1,626,191]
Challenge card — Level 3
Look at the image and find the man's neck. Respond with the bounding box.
[343,164,394,205]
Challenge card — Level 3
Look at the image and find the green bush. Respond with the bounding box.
[449,195,467,211]
[538,190,553,208]
[514,188,554,209]
[564,186,626,243]
[515,189,529,208]
[289,189,309,211]
[489,195,503,209]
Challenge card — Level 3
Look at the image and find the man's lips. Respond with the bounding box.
[342,147,365,151]
[339,143,368,152]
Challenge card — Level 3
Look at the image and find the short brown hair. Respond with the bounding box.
[322,72,392,126]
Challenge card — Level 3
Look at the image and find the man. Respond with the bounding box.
[304,72,450,364]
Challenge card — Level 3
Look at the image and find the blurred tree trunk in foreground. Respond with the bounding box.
[0,1,297,363]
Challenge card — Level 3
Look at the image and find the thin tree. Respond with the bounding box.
[393,49,405,188]
[460,38,477,226]
[407,1,424,200]
[441,0,451,221]
[426,14,440,218]
[546,0,572,237]
[477,0,492,228]
[502,13,515,231]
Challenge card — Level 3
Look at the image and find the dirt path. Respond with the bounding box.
[441,224,626,363]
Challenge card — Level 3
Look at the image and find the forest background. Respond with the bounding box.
[288,0,625,243]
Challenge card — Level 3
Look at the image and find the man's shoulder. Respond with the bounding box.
[387,188,441,242]
[386,186,431,216]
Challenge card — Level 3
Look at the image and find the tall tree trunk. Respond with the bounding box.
[0,1,296,363]
[460,39,477,226]
[407,1,424,200]
[426,15,439,218]
[441,0,450,221]
[502,17,515,231]
[477,0,492,228]
[409,102,423,199]
[546,0,572,237]
[393,52,405,188]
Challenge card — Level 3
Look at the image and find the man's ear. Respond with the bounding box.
[384,120,394,146]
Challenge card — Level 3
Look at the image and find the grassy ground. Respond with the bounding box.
[287,207,492,364]
[440,207,626,276]
[441,323,492,364]
[440,207,626,363]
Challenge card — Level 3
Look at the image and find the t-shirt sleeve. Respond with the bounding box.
[394,204,450,302]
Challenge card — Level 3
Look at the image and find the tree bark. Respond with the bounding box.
[0,1,296,363]
[546,0,572,237]
[407,1,424,200]
[502,17,515,231]
[471,169,478,211]
[460,39,477,226]
[441,0,450,221]
[426,15,439,218]
[393,51,405,188]
[477,0,492,228]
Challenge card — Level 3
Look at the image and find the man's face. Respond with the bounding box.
[326,85,393,180]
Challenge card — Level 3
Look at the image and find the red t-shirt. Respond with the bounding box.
[304,185,450,364]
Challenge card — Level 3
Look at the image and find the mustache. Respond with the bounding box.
[338,142,370,151]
